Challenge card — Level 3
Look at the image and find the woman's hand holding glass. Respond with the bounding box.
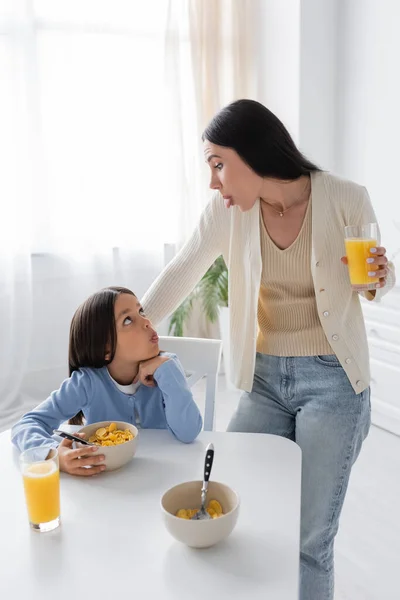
[341,246,388,289]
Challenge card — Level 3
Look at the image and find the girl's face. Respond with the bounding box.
[111,294,159,364]
[204,141,263,212]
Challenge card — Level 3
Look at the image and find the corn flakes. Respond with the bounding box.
[208,500,223,515]
[88,422,134,446]
[176,500,223,519]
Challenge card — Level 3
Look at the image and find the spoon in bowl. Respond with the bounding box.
[191,443,215,520]
[53,430,94,446]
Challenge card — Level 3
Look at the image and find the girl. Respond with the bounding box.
[12,286,202,476]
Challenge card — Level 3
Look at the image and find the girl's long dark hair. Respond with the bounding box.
[202,99,321,180]
[68,286,135,425]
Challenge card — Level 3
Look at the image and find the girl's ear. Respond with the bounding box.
[105,345,111,361]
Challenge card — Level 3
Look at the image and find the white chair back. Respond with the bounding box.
[159,336,222,431]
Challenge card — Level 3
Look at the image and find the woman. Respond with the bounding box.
[141,99,395,599]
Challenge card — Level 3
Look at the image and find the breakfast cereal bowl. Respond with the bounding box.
[161,480,240,548]
[77,421,138,472]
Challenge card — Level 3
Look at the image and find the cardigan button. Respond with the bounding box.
[356,380,363,387]
[345,358,352,364]
[323,311,330,317]
[332,334,339,341]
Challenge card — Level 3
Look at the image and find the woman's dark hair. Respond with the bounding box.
[68,286,135,425]
[202,99,320,180]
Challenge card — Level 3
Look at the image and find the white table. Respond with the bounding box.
[0,429,301,599]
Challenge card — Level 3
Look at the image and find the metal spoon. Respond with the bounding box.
[53,430,94,446]
[191,443,215,520]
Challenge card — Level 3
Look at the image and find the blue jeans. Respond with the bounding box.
[227,353,371,600]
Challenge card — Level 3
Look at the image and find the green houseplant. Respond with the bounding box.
[168,256,228,337]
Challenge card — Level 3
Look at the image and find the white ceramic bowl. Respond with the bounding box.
[161,480,240,548]
[77,421,138,472]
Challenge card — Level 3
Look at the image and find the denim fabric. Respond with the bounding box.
[228,353,371,600]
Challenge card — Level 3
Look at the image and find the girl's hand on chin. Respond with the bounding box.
[134,355,170,387]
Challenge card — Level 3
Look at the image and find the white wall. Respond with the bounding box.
[256,0,301,142]
[335,0,400,434]
[299,0,340,171]
[336,0,400,256]
[257,0,341,171]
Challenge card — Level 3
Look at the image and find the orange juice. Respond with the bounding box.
[22,461,60,525]
[345,238,379,286]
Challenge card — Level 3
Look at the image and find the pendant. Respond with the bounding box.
[279,213,283,217]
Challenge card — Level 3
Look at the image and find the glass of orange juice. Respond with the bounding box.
[20,447,60,532]
[344,223,379,291]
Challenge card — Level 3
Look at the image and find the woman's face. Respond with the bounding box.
[203,141,263,212]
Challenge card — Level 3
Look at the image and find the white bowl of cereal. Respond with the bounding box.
[161,480,240,548]
[77,421,138,472]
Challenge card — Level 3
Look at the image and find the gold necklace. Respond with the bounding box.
[262,179,310,217]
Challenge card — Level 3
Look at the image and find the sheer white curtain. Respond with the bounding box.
[0,0,36,426]
[165,0,257,242]
[0,0,258,428]
[0,0,181,429]
[164,0,257,338]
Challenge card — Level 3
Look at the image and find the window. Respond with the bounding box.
[1,0,180,253]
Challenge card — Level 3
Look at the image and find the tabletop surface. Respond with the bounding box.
[0,428,301,600]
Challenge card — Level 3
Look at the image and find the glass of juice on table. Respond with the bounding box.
[344,223,379,291]
[20,447,60,532]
